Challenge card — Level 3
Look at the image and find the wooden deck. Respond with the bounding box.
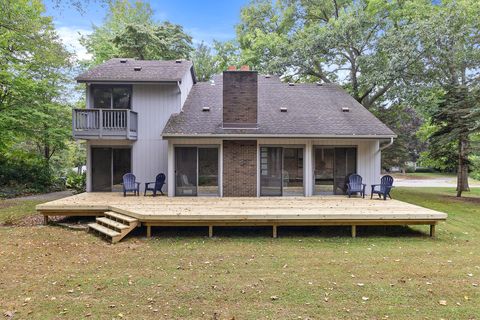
[36,193,447,240]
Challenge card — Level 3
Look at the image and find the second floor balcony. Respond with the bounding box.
[73,109,138,140]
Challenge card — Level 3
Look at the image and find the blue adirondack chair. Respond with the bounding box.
[371,175,394,200]
[122,173,140,197]
[144,173,166,196]
[346,174,366,198]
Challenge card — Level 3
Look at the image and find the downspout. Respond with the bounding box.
[377,137,394,153]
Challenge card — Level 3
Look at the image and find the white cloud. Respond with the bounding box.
[56,26,93,61]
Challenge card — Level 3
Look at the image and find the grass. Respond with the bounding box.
[0,188,479,319]
[0,199,43,225]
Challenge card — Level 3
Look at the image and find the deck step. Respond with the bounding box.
[88,223,120,238]
[104,211,138,225]
[96,217,129,230]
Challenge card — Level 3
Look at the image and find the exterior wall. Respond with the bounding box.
[223,140,258,197]
[82,68,195,193]
[131,83,180,191]
[164,137,382,197]
[222,71,258,126]
[179,68,194,109]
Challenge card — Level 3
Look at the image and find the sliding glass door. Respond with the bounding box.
[313,146,357,195]
[260,146,304,196]
[175,147,219,196]
[91,147,131,192]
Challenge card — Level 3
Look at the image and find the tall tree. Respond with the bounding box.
[236,0,425,109]
[413,0,480,195]
[0,0,72,191]
[192,42,217,82]
[81,0,192,64]
[80,0,153,65]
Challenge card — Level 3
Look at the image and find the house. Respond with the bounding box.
[74,58,396,197]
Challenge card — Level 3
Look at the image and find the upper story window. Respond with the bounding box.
[91,85,132,109]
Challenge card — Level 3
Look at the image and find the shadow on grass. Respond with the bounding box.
[45,216,428,241]
[127,224,427,240]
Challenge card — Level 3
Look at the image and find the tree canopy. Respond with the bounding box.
[81,0,193,65]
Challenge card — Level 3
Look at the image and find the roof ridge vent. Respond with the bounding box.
[210,79,215,86]
[316,81,322,86]
[175,59,182,63]
[120,59,127,63]
[133,66,142,71]
[202,106,210,112]
[342,107,350,112]
[265,75,271,78]
[280,107,288,112]
[288,82,294,86]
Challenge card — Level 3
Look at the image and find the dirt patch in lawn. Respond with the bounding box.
[444,195,480,205]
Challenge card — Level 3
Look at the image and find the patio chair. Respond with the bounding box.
[371,175,394,200]
[122,173,140,197]
[144,173,166,196]
[346,174,366,198]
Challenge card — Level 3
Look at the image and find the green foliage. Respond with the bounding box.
[0,0,73,196]
[65,171,86,194]
[192,42,217,82]
[81,0,193,64]
[0,153,54,198]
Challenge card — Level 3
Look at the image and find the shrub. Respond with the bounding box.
[415,167,437,173]
[0,153,57,198]
[65,171,86,194]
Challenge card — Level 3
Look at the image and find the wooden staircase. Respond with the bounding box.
[88,211,138,243]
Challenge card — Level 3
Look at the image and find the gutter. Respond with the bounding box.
[378,137,394,153]
[162,133,398,139]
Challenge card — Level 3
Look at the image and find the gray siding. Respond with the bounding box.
[131,84,181,190]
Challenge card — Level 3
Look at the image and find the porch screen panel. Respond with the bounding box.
[198,148,219,196]
[112,148,132,192]
[91,148,112,192]
[92,87,111,109]
[334,148,357,195]
[283,148,304,196]
[260,147,282,196]
[175,147,197,196]
[314,147,334,195]
[112,87,131,109]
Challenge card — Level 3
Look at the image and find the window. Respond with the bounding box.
[91,85,132,109]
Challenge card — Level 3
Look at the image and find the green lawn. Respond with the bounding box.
[0,188,479,319]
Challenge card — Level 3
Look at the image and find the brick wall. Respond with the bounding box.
[223,140,257,197]
[222,71,258,126]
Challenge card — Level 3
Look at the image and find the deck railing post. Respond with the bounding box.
[126,110,131,139]
[72,109,76,134]
[99,109,103,138]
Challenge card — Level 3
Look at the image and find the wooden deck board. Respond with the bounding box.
[36,192,447,224]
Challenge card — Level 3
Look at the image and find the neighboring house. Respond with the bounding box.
[74,58,396,197]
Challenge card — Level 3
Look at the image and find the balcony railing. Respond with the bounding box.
[73,109,138,140]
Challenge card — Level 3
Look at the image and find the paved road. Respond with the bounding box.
[394,177,480,188]
[9,190,73,201]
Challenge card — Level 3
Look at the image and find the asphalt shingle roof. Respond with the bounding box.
[162,74,396,138]
[76,58,194,83]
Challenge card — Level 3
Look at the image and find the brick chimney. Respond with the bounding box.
[222,66,258,128]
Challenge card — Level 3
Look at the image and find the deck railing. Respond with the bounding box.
[73,109,138,140]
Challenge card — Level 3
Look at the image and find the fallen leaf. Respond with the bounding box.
[439,300,447,306]
[357,283,365,287]
[362,296,369,301]
[270,295,279,301]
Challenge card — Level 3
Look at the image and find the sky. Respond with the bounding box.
[44,0,247,60]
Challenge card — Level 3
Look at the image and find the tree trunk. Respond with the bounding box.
[456,137,470,197]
